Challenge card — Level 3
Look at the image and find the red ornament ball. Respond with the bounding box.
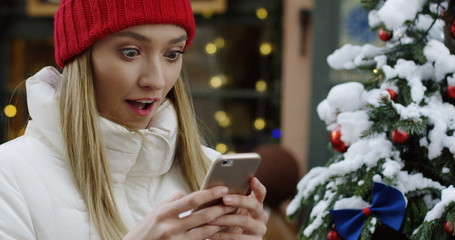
[451,22,455,39]
[385,89,397,101]
[447,85,455,99]
[330,126,348,153]
[378,28,393,41]
[391,129,409,144]
[444,221,455,235]
[327,230,342,240]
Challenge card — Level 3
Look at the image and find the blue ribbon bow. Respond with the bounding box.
[329,182,406,240]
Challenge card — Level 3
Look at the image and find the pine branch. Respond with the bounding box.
[360,217,374,240]
[401,196,430,236]
[362,98,400,137]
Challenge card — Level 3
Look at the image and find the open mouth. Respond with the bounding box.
[126,99,156,110]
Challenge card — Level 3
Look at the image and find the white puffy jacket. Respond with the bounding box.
[0,67,219,239]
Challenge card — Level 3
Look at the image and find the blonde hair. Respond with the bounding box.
[58,50,210,239]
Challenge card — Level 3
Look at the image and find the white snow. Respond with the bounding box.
[317,99,338,125]
[374,55,388,69]
[327,44,384,70]
[377,0,426,29]
[415,14,444,42]
[382,159,402,178]
[394,59,426,102]
[287,167,331,216]
[424,186,455,221]
[395,171,443,194]
[337,111,373,145]
[333,196,369,210]
[329,134,394,174]
[424,40,455,82]
[327,82,365,112]
[368,10,381,28]
[364,89,383,106]
[327,45,362,70]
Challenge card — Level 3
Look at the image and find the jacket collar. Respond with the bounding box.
[25,66,177,183]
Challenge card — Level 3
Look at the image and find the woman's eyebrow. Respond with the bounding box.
[169,35,188,44]
[111,31,187,45]
[111,31,151,42]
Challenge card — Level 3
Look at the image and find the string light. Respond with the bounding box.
[253,118,266,131]
[4,104,17,118]
[256,7,268,20]
[216,143,228,153]
[272,128,282,139]
[209,74,227,89]
[214,110,231,128]
[202,11,214,19]
[259,42,273,56]
[373,68,379,74]
[214,37,225,48]
[255,80,267,92]
[205,43,217,55]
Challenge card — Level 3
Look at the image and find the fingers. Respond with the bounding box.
[181,205,237,230]
[250,177,267,203]
[209,214,267,237]
[222,194,267,222]
[209,232,258,240]
[187,224,226,239]
[162,186,229,217]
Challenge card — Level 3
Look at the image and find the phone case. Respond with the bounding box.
[196,153,261,211]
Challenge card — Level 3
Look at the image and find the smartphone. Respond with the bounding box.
[195,152,261,211]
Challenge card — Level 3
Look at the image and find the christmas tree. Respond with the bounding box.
[287,0,455,239]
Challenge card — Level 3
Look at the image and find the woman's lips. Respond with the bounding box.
[126,99,156,116]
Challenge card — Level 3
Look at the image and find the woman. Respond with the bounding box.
[0,0,268,239]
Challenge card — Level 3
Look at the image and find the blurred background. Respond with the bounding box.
[0,0,383,238]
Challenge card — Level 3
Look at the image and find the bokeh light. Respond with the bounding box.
[205,43,217,55]
[215,110,231,128]
[216,142,228,153]
[214,37,225,48]
[4,104,17,118]
[256,8,268,20]
[272,128,282,139]
[259,42,273,56]
[209,74,227,89]
[255,80,267,92]
[253,118,266,130]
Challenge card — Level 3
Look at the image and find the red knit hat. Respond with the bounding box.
[54,0,196,68]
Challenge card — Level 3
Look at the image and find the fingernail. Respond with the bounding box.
[223,196,233,203]
[218,186,229,194]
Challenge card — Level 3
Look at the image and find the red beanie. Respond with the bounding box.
[54,0,196,68]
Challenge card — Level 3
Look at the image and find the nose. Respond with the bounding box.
[137,58,166,90]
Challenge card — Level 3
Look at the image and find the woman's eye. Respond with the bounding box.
[165,51,184,61]
[121,48,140,58]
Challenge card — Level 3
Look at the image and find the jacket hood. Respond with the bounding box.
[25,66,177,182]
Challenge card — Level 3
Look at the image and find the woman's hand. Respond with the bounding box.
[208,177,269,239]
[123,186,235,240]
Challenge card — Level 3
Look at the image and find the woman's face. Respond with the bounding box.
[91,24,187,129]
